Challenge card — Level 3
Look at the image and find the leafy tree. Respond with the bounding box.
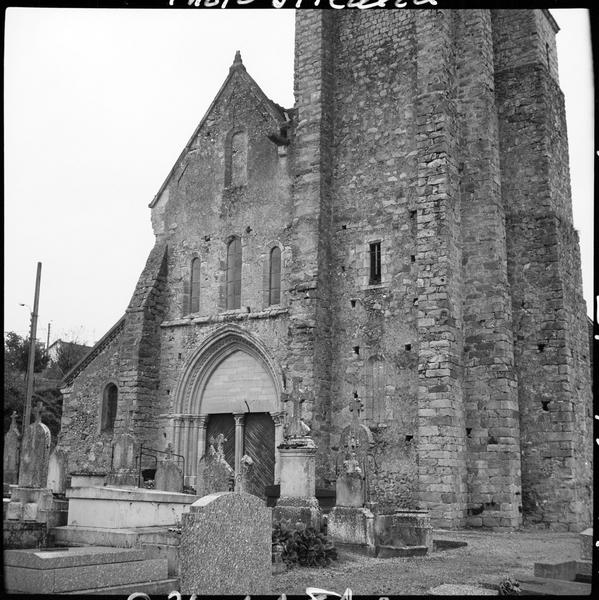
[4,331,49,373]
[4,331,51,434]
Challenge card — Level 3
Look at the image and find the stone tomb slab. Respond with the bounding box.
[66,485,198,528]
[327,506,375,554]
[375,510,433,551]
[180,492,272,595]
[4,546,167,593]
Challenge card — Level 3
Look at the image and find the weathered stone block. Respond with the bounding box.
[327,506,375,554]
[374,510,433,551]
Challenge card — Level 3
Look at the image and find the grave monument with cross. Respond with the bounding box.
[327,391,377,555]
[273,375,321,529]
[338,391,375,501]
[280,376,314,446]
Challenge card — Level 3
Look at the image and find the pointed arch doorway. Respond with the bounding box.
[172,329,285,497]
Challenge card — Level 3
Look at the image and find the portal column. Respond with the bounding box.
[188,416,200,484]
[272,411,285,484]
[173,416,183,457]
[233,413,245,476]
[197,415,209,465]
[181,416,192,480]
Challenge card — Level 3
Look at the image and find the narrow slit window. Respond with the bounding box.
[101,383,118,433]
[226,237,242,309]
[190,257,201,314]
[269,246,281,306]
[369,242,381,285]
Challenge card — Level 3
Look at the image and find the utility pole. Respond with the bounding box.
[46,322,51,355]
[23,262,42,429]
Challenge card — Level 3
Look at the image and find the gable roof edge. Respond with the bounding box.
[149,58,287,209]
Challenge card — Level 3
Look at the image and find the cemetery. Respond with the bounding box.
[3,394,593,595]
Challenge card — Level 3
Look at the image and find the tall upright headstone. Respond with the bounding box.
[18,402,51,488]
[274,378,321,529]
[46,446,68,495]
[155,442,184,493]
[3,411,21,486]
[180,492,272,595]
[106,431,138,487]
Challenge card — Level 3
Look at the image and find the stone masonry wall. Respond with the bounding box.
[328,10,419,510]
[456,10,521,529]
[412,11,467,528]
[289,11,336,482]
[58,324,124,474]
[493,9,592,530]
[116,242,168,459]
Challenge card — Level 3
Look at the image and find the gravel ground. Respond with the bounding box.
[271,528,581,595]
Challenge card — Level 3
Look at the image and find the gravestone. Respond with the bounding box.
[328,393,376,554]
[274,378,321,529]
[155,443,183,493]
[198,433,234,496]
[106,431,138,487]
[46,447,68,495]
[338,392,375,505]
[180,492,272,594]
[3,411,21,485]
[18,403,51,488]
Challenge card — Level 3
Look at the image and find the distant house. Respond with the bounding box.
[44,339,93,380]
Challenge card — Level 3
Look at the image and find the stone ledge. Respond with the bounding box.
[66,486,197,504]
[161,307,289,327]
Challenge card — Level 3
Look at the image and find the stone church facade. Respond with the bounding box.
[58,9,592,530]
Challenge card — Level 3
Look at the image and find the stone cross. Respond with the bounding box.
[281,377,313,439]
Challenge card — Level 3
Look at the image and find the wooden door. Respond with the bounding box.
[243,412,275,498]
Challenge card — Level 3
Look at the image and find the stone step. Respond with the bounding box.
[65,577,180,595]
[517,575,592,596]
[376,544,428,558]
[4,546,169,593]
[534,559,592,583]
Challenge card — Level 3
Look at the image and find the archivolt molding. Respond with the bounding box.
[174,324,284,416]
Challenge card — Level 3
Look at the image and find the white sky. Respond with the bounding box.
[4,8,594,346]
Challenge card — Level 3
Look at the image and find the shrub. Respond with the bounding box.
[272,520,338,568]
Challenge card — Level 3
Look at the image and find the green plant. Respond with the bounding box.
[498,576,521,595]
[272,520,338,568]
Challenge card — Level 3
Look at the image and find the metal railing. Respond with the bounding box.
[135,443,185,486]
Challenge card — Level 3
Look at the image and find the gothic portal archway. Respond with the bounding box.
[171,326,285,493]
